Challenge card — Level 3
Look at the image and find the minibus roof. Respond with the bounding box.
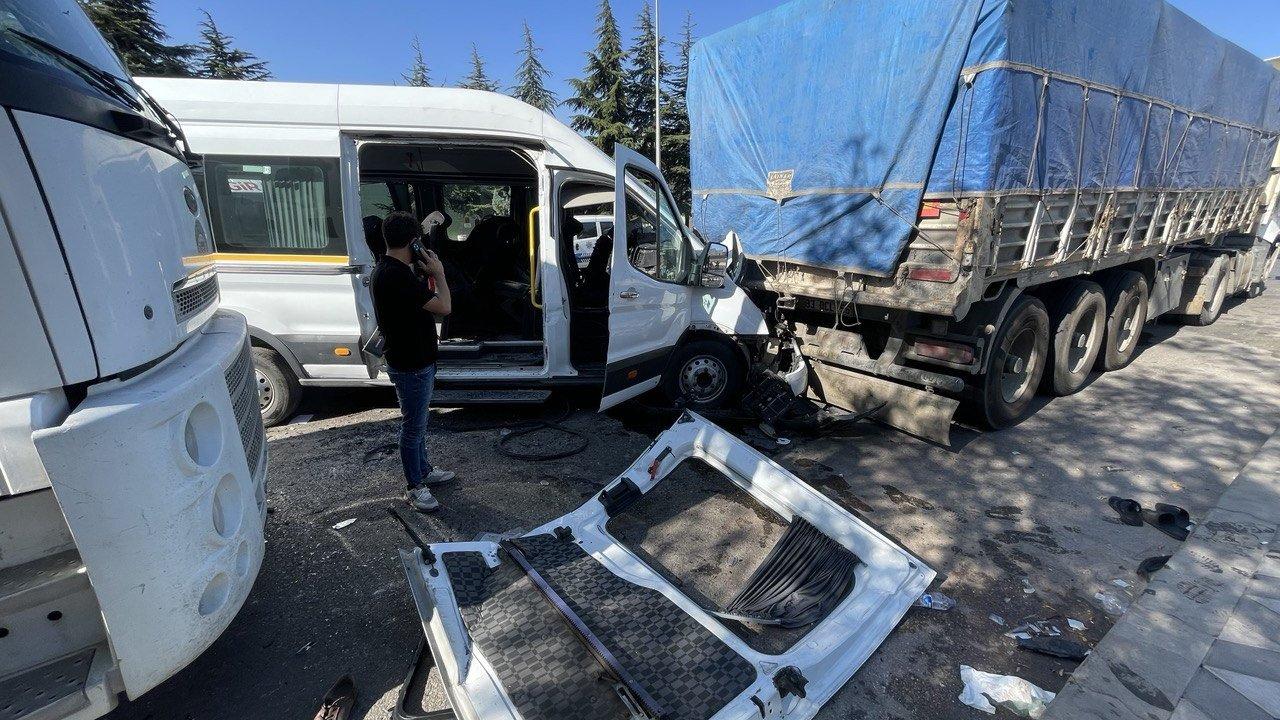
[137,77,614,175]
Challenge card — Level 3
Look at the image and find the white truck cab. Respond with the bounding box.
[0,3,266,718]
[137,78,786,425]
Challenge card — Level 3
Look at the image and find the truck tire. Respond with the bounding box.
[1097,271,1148,372]
[975,295,1050,429]
[661,340,745,410]
[1041,281,1105,396]
[1187,260,1229,326]
[253,346,301,428]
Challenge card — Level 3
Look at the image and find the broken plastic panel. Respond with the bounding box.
[399,412,934,720]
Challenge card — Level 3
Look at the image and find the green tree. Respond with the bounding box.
[403,36,431,87]
[80,0,193,76]
[194,10,270,80]
[661,12,695,211]
[624,2,665,160]
[511,21,557,113]
[458,44,499,92]
[566,0,630,153]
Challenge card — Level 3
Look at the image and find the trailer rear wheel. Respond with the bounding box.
[1097,272,1148,372]
[1042,281,1105,396]
[1187,260,1230,326]
[975,295,1049,429]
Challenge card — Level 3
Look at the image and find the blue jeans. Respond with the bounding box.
[388,363,436,490]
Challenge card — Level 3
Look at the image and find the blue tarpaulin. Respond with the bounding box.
[689,0,1280,277]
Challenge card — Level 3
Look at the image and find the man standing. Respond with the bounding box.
[371,211,454,512]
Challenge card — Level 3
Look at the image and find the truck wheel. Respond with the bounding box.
[1188,261,1229,326]
[662,340,745,410]
[1042,281,1105,396]
[1097,272,1148,372]
[253,347,301,428]
[975,296,1049,429]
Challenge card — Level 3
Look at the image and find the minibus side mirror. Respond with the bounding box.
[699,242,730,288]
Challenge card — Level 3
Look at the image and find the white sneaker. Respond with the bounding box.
[405,486,440,513]
[423,469,455,487]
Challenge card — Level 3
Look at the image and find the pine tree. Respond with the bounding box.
[624,2,665,160]
[80,0,194,76]
[511,21,557,113]
[194,11,271,80]
[458,44,499,92]
[403,36,431,87]
[566,0,630,153]
[661,12,695,211]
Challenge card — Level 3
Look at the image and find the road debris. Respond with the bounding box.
[1137,554,1172,580]
[1004,617,1063,640]
[1067,618,1086,631]
[331,518,356,530]
[1016,636,1090,661]
[1111,578,1130,588]
[1107,496,1144,526]
[914,591,957,611]
[312,675,356,720]
[1143,502,1192,541]
[1094,590,1128,616]
[958,665,1055,717]
[989,613,1006,626]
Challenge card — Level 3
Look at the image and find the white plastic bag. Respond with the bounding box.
[958,665,1056,718]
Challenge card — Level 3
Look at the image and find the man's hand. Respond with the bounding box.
[416,249,445,280]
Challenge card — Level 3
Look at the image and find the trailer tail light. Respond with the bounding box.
[907,266,957,282]
[912,339,975,365]
[918,201,942,219]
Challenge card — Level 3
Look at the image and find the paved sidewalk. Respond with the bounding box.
[1045,432,1280,719]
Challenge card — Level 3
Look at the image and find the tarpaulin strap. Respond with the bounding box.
[1133,102,1154,188]
[1026,75,1051,189]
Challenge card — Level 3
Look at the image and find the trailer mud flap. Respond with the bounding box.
[400,413,933,720]
[809,360,958,445]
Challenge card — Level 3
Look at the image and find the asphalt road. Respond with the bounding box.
[105,280,1280,720]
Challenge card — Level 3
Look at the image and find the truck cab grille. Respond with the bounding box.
[224,341,265,479]
[174,272,219,323]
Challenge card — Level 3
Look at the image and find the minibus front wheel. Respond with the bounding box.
[253,347,302,427]
[661,339,746,410]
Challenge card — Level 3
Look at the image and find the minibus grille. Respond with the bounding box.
[224,341,265,478]
[174,273,219,323]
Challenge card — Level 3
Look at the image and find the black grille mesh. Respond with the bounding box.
[173,274,219,323]
[224,341,264,478]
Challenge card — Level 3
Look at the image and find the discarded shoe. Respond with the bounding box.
[1137,554,1172,580]
[1142,504,1190,541]
[1107,496,1144,526]
[313,675,356,720]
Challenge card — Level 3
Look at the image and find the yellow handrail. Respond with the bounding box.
[527,206,542,309]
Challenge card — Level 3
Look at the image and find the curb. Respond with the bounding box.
[1044,432,1280,719]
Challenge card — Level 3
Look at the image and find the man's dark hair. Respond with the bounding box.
[383,211,420,250]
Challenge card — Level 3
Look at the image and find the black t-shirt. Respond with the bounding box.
[370,256,438,371]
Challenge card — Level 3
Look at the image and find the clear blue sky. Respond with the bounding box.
[153,0,1280,121]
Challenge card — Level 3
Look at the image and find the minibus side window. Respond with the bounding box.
[202,155,346,256]
[623,169,690,283]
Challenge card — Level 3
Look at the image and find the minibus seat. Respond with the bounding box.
[363,215,385,259]
[578,228,613,308]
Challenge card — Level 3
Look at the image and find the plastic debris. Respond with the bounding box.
[1017,636,1090,661]
[958,665,1056,717]
[914,591,957,611]
[1111,578,1130,588]
[1137,554,1172,580]
[1067,618,1086,631]
[331,518,356,530]
[1103,465,1126,473]
[1094,590,1128,616]
[775,437,792,446]
[1004,618,1062,639]
[990,613,1006,626]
